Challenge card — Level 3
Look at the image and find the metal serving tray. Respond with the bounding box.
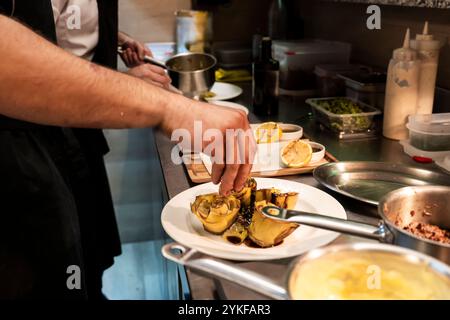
[313,162,450,206]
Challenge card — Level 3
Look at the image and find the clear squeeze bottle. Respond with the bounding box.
[383,28,421,140]
[411,22,442,115]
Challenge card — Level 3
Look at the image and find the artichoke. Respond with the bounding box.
[191,193,241,234]
[275,192,298,210]
[223,221,248,245]
[247,201,298,248]
[255,188,279,203]
[233,178,257,208]
[255,189,298,210]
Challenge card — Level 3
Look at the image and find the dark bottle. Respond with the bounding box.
[252,37,280,116]
[268,0,288,40]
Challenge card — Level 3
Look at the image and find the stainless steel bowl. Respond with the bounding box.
[166,52,217,98]
[258,186,450,264]
[380,186,450,265]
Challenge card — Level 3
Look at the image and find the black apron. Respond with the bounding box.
[0,0,121,299]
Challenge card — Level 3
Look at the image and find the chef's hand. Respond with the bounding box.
[166,102,256,196]
[126,64,172,90]
[210,108,256,196]
[118,31,152,67]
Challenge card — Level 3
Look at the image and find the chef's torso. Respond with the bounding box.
[51,0,99,60]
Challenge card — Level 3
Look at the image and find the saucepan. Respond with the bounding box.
[165,52,217,99]
[118,47,217,98]
[162,242,450,300]
[260,185,450,264]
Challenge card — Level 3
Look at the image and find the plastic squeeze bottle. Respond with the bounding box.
[383,29,421,140]
[411,22,442,115]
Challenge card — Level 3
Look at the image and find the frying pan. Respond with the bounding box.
[260,185,450,264]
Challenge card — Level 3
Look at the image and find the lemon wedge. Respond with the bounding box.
[281,140,312,168]
[255,122,282,144]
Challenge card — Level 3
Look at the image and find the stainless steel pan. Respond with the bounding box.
[118,47,216,98]
[262,186,450,264]
[165,52,217,99]
[313,161,450,206]
[162,242,450,300]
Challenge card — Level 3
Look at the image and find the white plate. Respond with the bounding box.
[206,82,243,101]
[212,101,249,115]
[161,178,347,261]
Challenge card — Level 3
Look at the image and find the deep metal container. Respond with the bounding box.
[165,52,217,99]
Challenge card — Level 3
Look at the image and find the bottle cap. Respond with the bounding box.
[393,28,417,61]
[411,21,441,51]
[416,21,433,41]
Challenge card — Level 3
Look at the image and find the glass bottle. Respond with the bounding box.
[252,37,280,116]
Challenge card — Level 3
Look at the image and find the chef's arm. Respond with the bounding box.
[0,15,255,194]
[0,15,183,129]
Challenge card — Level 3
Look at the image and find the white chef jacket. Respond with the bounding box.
[51,0,99,60]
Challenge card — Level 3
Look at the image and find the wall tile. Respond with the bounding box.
[297,1,450,89]
[119,0,191,42]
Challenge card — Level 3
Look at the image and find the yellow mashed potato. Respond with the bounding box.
[289,251,450,300]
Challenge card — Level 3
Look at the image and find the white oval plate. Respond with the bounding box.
[212,101,249,115]
[206,82,243,101]
[161,178,347,261]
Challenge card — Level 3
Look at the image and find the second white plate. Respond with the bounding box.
[206,82,243,101]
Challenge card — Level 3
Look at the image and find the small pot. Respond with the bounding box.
[162,242,450,300]
[165,52,217,99]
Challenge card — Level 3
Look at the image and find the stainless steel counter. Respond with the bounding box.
[154,83,445,300]
[326,0,450,9]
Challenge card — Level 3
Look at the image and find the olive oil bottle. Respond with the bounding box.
[252,37,280,116]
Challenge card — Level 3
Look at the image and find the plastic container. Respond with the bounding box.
[407,113,450,151]
[436,156,450,173]
[314,64,360,97]
[306,97,382,135]
[273,40,351,91]
[338,71,387,110]
[400,140,450,161]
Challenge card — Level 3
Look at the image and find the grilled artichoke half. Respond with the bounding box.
[233,177,257,208]
[191,193,240,234]
[223,221,248,244]
[255,189,298,209]
[248,201,299,248]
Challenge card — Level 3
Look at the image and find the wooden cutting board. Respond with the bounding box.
[183,149,338,184]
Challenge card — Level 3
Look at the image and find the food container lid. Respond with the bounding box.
[407,113,450,135]
[274,40,351,55]
[314,64,360,78]
[338,72,387,92]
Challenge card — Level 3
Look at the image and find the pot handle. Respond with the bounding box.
[265,207,392,242]
[161,242,289,300]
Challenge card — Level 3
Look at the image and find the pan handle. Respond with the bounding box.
[288,211,392,242]
[265,207,392,242]
[162,242,289,300]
